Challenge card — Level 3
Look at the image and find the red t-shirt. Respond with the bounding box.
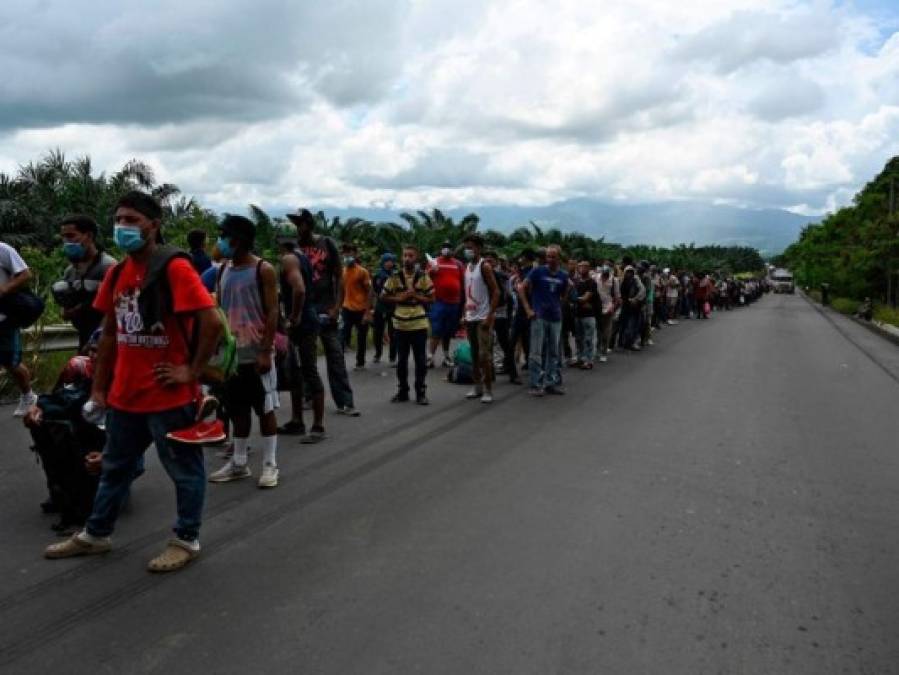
[429,257,464,304]
[93,257,215,413]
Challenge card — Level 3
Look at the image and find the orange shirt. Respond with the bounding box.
[342,264,371,311]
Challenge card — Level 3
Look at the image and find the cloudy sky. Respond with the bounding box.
[1,0,897,216]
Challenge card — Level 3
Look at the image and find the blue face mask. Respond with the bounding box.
[62,241,87,261]
[216,236,234,259]
[113,225,146,252]
[463,248,474,261]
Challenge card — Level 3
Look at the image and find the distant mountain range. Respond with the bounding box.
[312,198,816,255]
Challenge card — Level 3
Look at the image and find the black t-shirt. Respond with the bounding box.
[280,251,318,331]
[575,277,599,318]
[298,236,339,310]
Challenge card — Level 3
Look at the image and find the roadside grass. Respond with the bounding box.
[0,350,74,402]
[874,304,899,328]
[803,288,899,329]
[830,297,857,315]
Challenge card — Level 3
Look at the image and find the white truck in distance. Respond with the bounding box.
[771,268,794,294]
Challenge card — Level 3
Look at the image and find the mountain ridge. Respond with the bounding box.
[308,198,815,254]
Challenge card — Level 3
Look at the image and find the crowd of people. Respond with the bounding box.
[0,191,767,572]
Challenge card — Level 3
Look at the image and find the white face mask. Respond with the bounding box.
[441,247,451,257]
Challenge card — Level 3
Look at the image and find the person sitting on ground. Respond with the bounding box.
[856,297,873,321]
[23,331,109,535]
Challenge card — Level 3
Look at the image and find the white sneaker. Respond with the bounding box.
[599,355,608,363]
[208,460,251,483]
[257,463,279,488]
[13,391,37,417]
[647,339,654,346]
[480,392,493,404]
[465,387,483,399]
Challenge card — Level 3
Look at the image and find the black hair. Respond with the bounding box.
[402,243,419,252]
[220,214,256,247]
[187,229,207,250]
[463,233,485,248]
[341,242,358,253]
[115,190,162,222]
[520,248,536,262]
[290,209,316,230]
[59,214,98,239]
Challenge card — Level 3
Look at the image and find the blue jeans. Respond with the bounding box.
[575,316,596,363]
[86,403,204,541]
[528,318,561,389]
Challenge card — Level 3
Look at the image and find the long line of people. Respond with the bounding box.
[5,193,766,572]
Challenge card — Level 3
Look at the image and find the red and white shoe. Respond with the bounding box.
[166,419,227,445]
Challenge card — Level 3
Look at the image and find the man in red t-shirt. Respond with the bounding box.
[45,191,222,573]
[427,240,465,367]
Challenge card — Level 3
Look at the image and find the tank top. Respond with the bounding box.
[464,260,490,322]
[220,261,267,364]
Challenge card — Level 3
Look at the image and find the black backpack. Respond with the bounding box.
[0,290,45,328]
[105,245,193,332]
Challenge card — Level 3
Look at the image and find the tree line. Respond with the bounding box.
[1,150,766,298]
[778,156,899,304]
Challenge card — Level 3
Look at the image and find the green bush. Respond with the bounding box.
[873,304,899,327]
[830,297,856,315]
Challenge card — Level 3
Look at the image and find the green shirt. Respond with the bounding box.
[382,269,434,331]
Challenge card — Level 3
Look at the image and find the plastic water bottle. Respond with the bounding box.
[82,399,106,427]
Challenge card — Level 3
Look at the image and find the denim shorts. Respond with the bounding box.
[429,301,460,338]
[0,325,22,368]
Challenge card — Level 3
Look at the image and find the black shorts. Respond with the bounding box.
[225,363,279,417]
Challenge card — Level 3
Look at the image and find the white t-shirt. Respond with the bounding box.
[0,243,29,322]
[464,260,490,322]
[0,242,28,287]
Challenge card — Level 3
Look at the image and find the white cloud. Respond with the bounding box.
[0,0,897,217]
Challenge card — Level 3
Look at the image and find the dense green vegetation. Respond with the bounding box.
[778,156,899,305]
[1,150,765,308]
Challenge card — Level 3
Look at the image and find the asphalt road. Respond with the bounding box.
[1,293,898,674]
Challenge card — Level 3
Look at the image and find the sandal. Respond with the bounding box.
[147,539,199,573]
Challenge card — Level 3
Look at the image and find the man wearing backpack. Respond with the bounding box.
[287,208,359,416]
[381,244,434,404]
[208,216,281,487]
[276,235,327,443]
[54,215,117,350]
[0,241,38,417]
[44,191,222,573]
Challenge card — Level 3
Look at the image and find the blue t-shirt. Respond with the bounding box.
[200,264,219,293]
[527,266,569,321]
